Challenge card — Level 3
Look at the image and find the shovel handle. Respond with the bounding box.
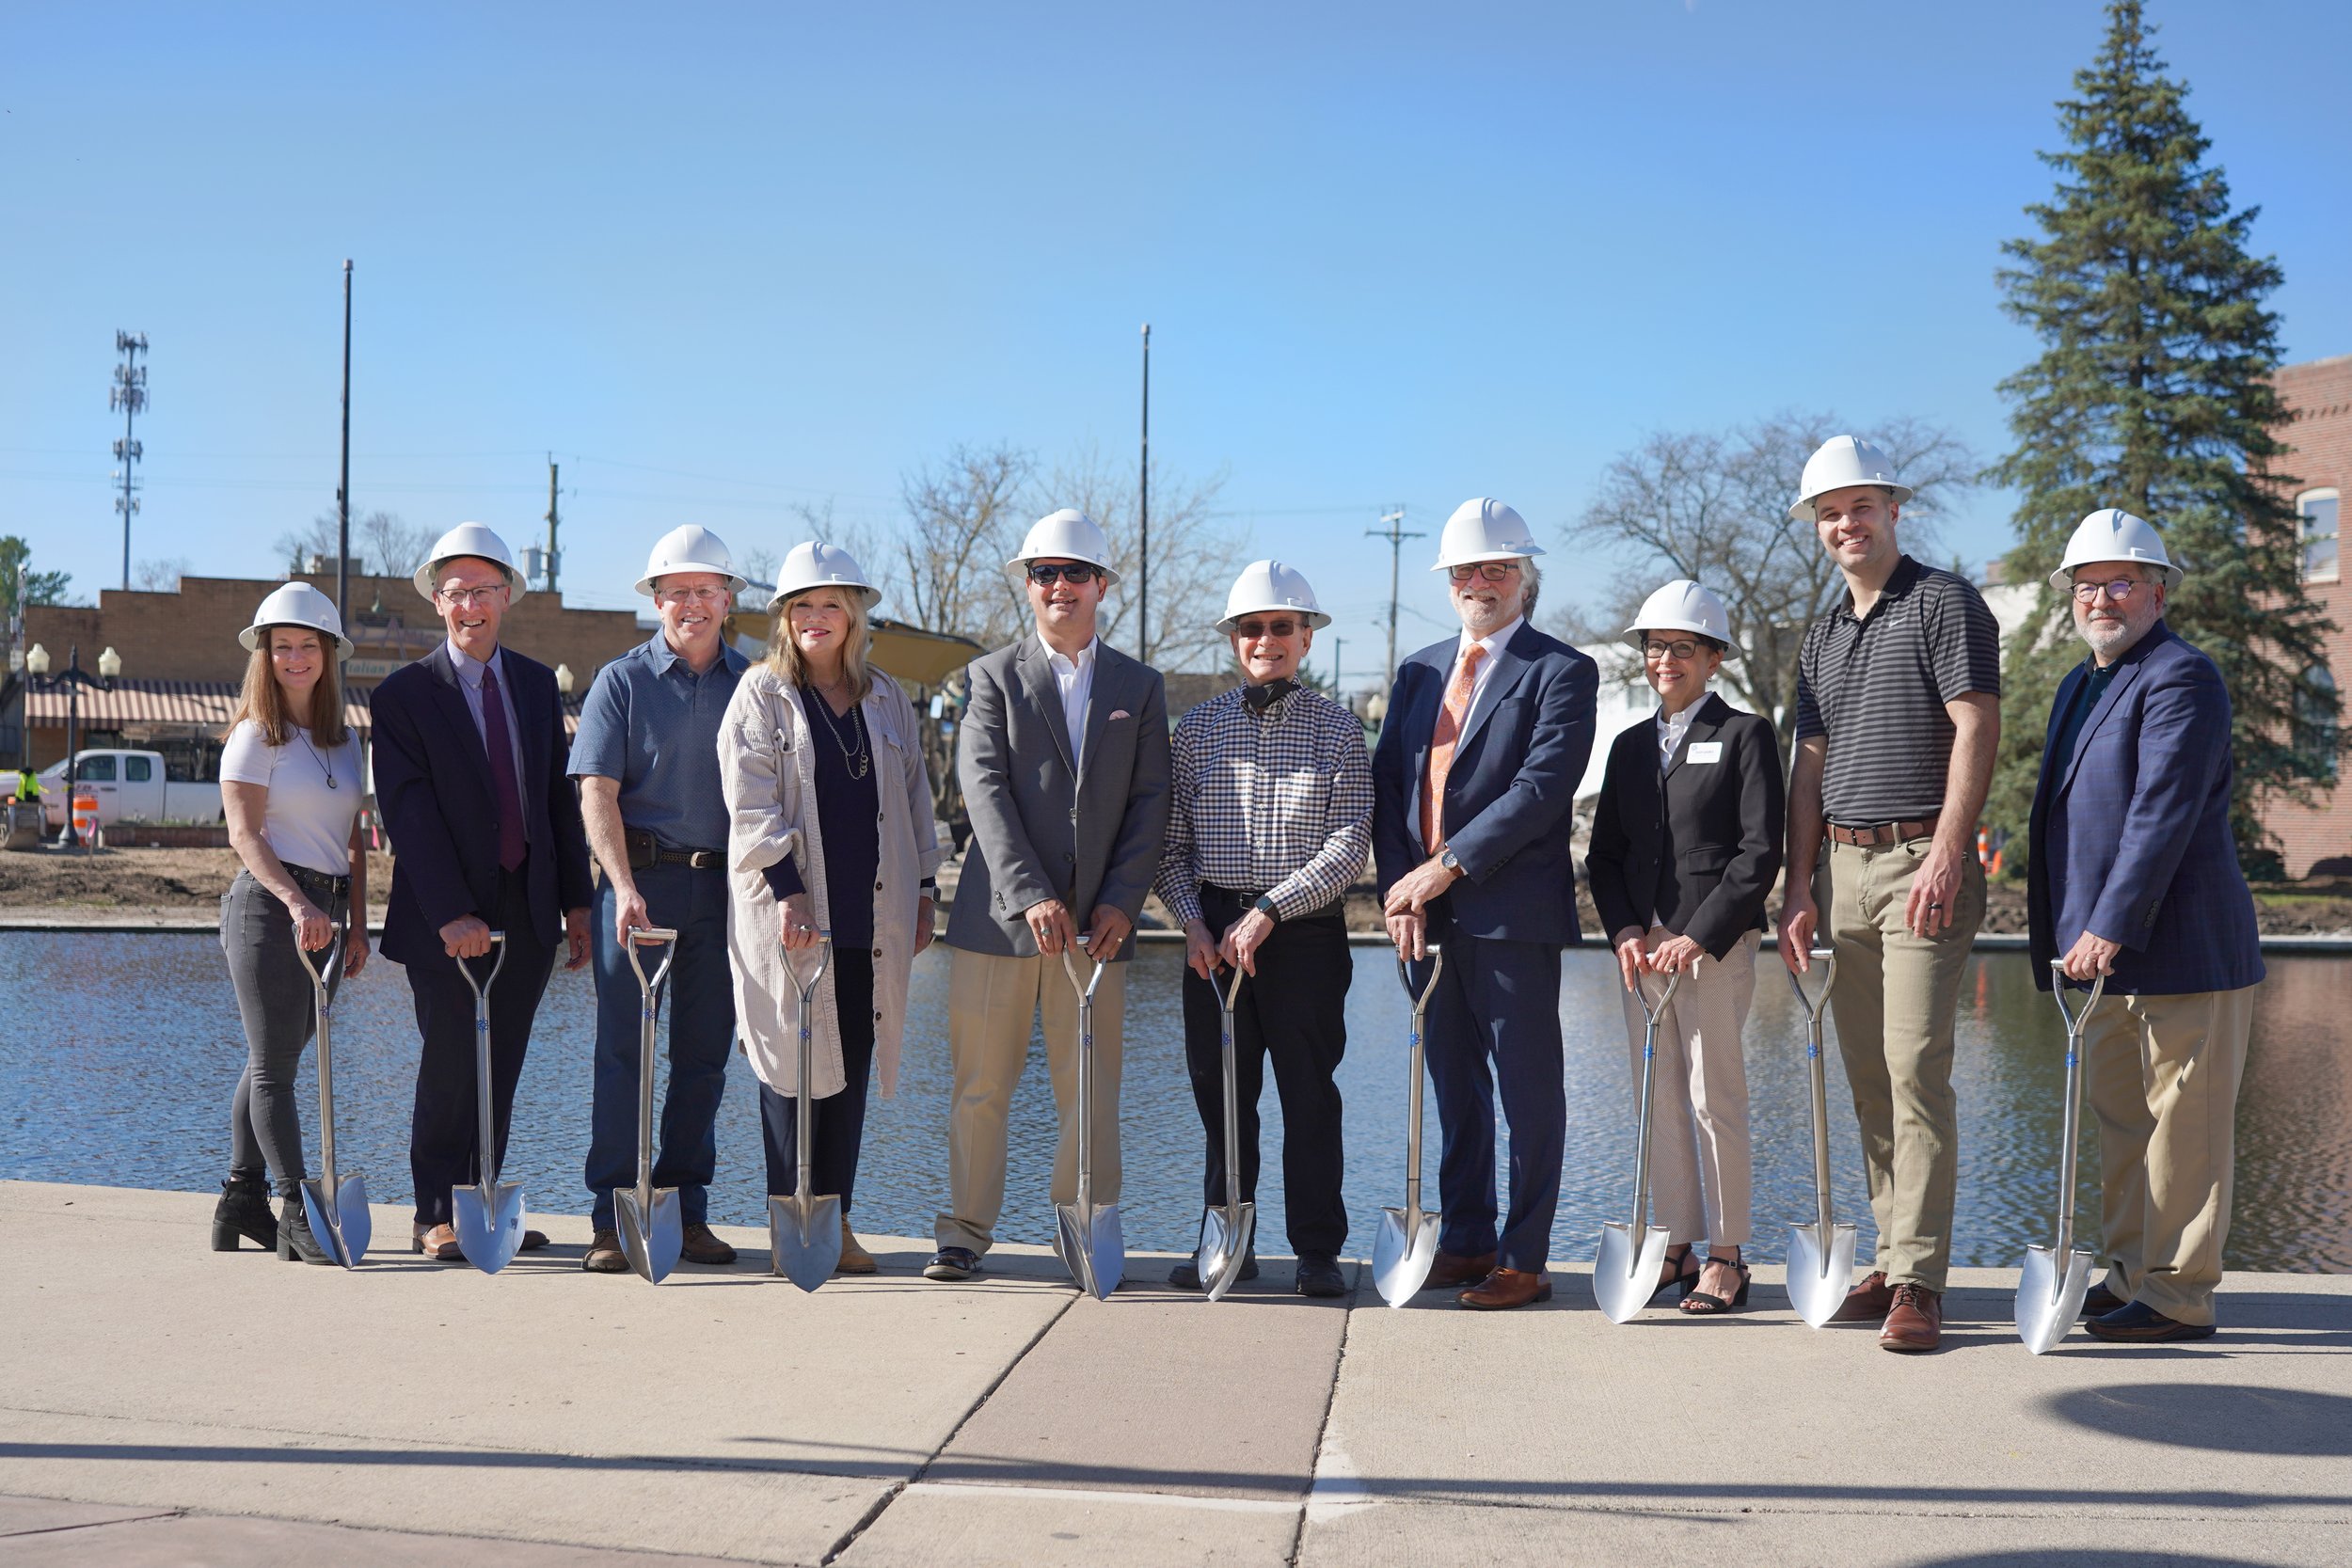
[456,931,508,1002]
[625,925,679,1001]
[1634,968,1684,1027]
[1062,947,1107,1002]
[1784,947,1838,1021]
[1396,942,1443,1013]
[784,930,834,1004]
[291,917,345,994]
[1218,963,1246,1013]
[2048,958,2107,1037]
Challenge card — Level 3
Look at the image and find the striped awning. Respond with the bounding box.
[24,679,582,736]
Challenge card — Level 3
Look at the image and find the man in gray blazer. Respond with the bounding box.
[928,508,1171,1282]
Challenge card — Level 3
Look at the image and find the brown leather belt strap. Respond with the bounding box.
[1824,815,1940,848]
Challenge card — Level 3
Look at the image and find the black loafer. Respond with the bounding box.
[1168,1249,1258,1290]
[2085,1302,2216,1342]
[1294,1255,1347,1298]
[2081,1283,2127,1317]
[924,1246,981,1281]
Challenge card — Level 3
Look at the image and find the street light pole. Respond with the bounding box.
[337,261,353,619]
[60,644,82,849]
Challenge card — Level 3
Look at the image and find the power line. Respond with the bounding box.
[110,331,148,590]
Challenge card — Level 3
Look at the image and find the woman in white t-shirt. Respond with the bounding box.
[213,582,369,1265]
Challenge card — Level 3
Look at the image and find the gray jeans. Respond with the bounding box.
[220,866,347,1197]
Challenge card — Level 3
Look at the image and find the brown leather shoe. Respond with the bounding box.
[412,1223,463,1261]
[680,1223,738,1266]
[1458,1267,1551,1310]
[1878,1283,1943,1353]
[1830,1270,1896,1323]
[2081,1283,2127,1318]
[1421,1250,1499,1291]
[582,1229,628,1273]
[838,1219,878,1276]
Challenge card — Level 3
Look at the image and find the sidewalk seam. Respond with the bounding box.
[1285,1264,1363,1565]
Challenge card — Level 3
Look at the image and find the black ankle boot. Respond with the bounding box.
[212,1176,278,1252]
[277,1196,332,1264]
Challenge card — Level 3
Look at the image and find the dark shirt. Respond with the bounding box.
[760,689,882,947]
[2046,659,2119,785]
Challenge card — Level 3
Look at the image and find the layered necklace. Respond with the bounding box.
[807,681,870,780]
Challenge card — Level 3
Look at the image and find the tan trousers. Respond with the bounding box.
[934,947,1127,1256]
[2082,985,2257,1326]
[1616,931,1759,1247]
[1821,836,1985,1292]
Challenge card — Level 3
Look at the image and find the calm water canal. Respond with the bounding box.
[2,934,2346,1272]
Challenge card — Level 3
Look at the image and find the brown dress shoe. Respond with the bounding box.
[1421,1250,1499,1291]
[680,1223,738,1265]
[582,1229,628,1273]
[838,1220,878,1276]
[1458,1267,1552,1310]
[412,1223,463,1261]
[1831,1270,1896,1323]
[1878,1283,1943,1353]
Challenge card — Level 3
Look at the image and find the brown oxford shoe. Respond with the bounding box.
[1878,1284,1944,1353]
[680,1224,739,1266]
[1831,1270,1896,1323]
[1458,1267,1552,1310]
[1420,1250,1499,1291]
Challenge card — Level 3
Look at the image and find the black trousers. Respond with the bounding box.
[759,949,877,1215]
[1179,886,1353,1258]
[405,868,555,1227]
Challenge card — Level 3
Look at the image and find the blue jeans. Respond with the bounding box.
[584,863,736,1231]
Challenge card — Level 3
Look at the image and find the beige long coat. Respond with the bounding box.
[720,663,942,1098]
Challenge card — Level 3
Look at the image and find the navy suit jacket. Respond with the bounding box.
[371,641,594,972]
[2027,621,2263,995]
[1372,621,1598,946]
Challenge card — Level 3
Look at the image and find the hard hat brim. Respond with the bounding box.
[1216,606,1333,634]
[1429,544,1547,572]
[636,565,752,598]
[1788,483,1915,524]
[1622,625,1740,662]
[769,581,883,613]
[413,557,527,603]
[2047,560,2184,593]
[1005,556,1122,587]
[239,622,354,659]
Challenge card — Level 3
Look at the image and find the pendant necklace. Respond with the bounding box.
[296,729,340,790]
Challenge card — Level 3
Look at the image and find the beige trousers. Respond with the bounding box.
[1616,931,1760,1247]
[2082,985,2257,1326]
[934,947,1127,1256]
[1821,836,1985,1292]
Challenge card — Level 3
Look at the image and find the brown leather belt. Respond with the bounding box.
[1825,815,1939,847]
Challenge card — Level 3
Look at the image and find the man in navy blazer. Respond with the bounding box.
[2028,509,2264,1343]
[372,523,594,1260]
[1375,499,1598,1309]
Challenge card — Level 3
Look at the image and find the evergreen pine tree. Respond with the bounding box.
[1988,0,2332,876]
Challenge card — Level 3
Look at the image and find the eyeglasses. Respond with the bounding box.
[1232,618,1300,640]
[2071,577,2146,604]
[1026,562,1102,587]
[1643,639,1702,661]
[1446,562,1521,584]
[436,585,507,608]
[656,584,731,606]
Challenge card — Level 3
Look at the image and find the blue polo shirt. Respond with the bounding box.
[567,634,750,852]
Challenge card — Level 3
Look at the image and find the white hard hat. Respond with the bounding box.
[1216,560,1330,633]
[1624,579,1739,661]
[1006,508,1120,586]
[634,524,748,597]
[240,582,352,659]
[769,540,882,611]
[2050,507,2182,592]
[414,521,526,602]
[1788,435,1915,522]
[1432,498,1546,571]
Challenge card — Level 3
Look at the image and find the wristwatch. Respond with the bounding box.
[1252,894,1280,921]
[1438,847,1461,874]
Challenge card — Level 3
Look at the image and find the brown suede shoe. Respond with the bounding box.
[838,1220,878,1276]
[2081,1283,2127,1318]
[412,1223,463,1261]
[1878,1283,1943,1353]
[1420,1250,1499,1291]
[1458,1267,1551,1310]
[1830,1270,1896,1323]
[680,1223,738,1266]
[582,1229,628,1273]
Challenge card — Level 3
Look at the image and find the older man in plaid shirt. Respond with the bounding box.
[1153,561,1372,1298]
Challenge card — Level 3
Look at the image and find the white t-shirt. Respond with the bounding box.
[219,721,363,877]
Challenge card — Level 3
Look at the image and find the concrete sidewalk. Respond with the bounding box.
[4,1181,2347,1566]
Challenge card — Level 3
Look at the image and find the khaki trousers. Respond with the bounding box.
[2082,985,2256,1326]
[1616,931,1759,1247]
[934,947,1126,1256]
[1821,837,1985,1291]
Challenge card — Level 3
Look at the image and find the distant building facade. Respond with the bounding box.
[2263,353,2352,877]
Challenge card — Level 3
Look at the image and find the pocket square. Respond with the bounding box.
[1108,709,1132,721]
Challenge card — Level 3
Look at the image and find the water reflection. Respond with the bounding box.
[0,935,2343,1272]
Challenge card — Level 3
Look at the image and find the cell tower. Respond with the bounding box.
[110,331,149,592]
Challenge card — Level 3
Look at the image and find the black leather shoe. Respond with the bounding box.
[277,1197,333,1265]
[211,1176,277,1252]
[2081,1283,2127,1317]
[2085,1302,2216,1342]
[1168,1248,1259,1290]
[1294,1255,1347,1298]
[924,1246,981,1281]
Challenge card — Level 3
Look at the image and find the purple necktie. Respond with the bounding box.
[479,661,527,872]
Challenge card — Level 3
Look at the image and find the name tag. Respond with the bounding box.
[1685,741,1723,765]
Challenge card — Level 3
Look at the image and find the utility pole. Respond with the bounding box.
[110,333,149,591]
[1332,637,1344,704]
[1368,505,1422,687]
[544,456,562,594]
[1137,323,1151,661]
[337,261,353,617]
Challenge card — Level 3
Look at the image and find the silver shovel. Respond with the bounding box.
[1056,949,1123,1300]
[617,927,683,1284]
[1784,946,1855,1327]
[768,931,842,1291]
[294,919,369,1270]
[451,933,525,1275]
[1594,967,1684,1323]
[1374,944,1445,1307]
[1197,964,1255,1303]
[2018,960,2107,1355]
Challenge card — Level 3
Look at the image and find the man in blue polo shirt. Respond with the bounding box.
[571,525,753,1273]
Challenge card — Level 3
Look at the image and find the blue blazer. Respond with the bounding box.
[2027,621,2263,995]
[371,641,594,973]
[1372,621,1598,946]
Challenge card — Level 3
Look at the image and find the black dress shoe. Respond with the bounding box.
[924,1246,981,1281]
[2081,1283,2127,1317]
[2085,1302,2216,1342]
[1294,1255,1346,1298]
[1168,1249,1259,1290]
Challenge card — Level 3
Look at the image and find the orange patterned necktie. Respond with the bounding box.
[1422,644,1485,853]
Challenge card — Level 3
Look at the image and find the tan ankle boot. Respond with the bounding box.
[837,1218,877,1275]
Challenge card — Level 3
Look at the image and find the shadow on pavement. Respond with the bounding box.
[2041,1383,2352,1455]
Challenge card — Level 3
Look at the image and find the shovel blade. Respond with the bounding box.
[451,1181,525,1275]
[1592,1221,1672,1323]
[300,1171,372,1270]
[767,1193,842,1292]
[2017,1243,2095,1354]
[1784,1221,1859,1328]
[1199,1203,1256,1303]
[1372,1207,1441,1307]
[1055,1199,1124,1301]
[618,1188,684,1284]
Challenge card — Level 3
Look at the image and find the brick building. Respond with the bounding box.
[2263,353,2352,877]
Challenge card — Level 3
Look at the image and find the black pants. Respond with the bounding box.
[405,869,555,1227]
[759,949,876,1215]
[1179,886,1353,1258]
[221,865,349,1198]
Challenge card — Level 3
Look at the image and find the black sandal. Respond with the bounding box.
[1680,1256,1752,1314]
[1648,1246,1700,1304]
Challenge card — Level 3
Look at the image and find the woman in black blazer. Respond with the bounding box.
[1584,581,1784,1315]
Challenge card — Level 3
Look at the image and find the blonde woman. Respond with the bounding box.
[214,583,369,1264]
[720,542,941,1274]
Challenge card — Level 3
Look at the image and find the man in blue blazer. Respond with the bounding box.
[373,523,594,1260]
[1375,499,1598,1309]
[2028,509,2264,1343]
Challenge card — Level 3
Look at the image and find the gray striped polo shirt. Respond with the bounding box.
[1793,555,2001,825]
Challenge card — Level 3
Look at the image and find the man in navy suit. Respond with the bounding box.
[2029,509,2264,1343]
[372,523,594,1260]
[1374,498,1598,1310]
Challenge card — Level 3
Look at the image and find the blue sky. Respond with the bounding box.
[5,2,2347,680]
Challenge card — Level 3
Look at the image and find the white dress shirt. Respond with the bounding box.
[1449,613,1524,736]
[1657,702,1698,768]
[1043,635,1099,774]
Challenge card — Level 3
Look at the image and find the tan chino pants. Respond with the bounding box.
[1616,931,1760,1248]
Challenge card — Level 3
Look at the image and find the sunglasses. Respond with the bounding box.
[1026,562,1103,586]
[1232,618,1301,640]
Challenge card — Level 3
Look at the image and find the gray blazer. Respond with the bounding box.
[944,632,1171,961]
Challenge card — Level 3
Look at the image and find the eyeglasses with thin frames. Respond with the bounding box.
[656,584,731,606]
[2071,578,2146,604]
[1643,639,1702,661]
[1446,562,1521,584]
[437,585,507,609]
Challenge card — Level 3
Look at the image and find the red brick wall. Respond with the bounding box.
[2263,354,2352,877]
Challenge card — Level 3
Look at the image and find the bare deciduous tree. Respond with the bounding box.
[896,444,1037,652]
[132,557,192,592]
[270,510,433,581]
[1046,444,1236,672]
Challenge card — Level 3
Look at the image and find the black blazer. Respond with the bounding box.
[371,641,594,972]
[1584,691,1784,959]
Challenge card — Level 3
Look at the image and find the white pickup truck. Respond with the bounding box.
[39,750,225,829]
